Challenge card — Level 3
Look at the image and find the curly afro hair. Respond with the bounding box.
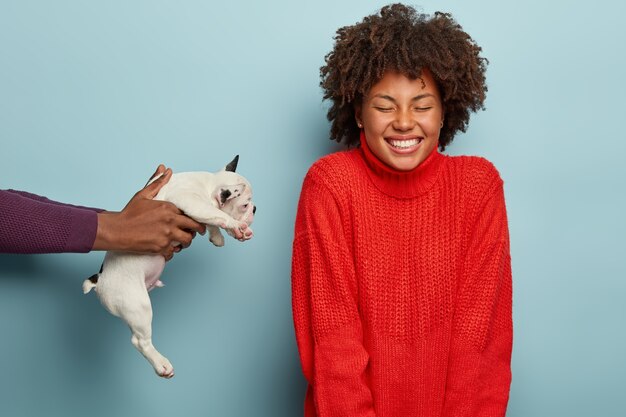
[320,3,488,150]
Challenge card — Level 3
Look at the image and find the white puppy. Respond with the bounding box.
[83,156,255,378]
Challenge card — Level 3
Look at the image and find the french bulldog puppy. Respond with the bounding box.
[83,156,255,378]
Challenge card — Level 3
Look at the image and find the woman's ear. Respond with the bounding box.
[354,104,363,128]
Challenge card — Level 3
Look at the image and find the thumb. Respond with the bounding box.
[139,167,172,199]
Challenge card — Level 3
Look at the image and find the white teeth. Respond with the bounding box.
[388,139,421,148]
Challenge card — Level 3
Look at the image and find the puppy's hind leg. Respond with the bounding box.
[207,225,224,247]
[121,291,174,379]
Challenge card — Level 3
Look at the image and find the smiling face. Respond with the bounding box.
[356,69,444,171]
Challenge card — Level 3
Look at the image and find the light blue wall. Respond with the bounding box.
[1,1,624,416]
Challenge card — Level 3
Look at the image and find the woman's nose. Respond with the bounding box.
[393,109,415,131]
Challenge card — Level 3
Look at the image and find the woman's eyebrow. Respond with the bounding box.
[371,93,435,102]
[372,94,397,102]
[411,94,435,101]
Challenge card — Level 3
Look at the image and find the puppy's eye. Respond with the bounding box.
[242,204,249,209]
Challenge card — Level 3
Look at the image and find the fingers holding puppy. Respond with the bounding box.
[152,205,206,259]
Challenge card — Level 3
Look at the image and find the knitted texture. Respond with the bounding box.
[0,189,100,253]
[291,138,512,417]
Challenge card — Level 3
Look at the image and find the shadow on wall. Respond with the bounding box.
[0,253,44,278]
[0,253,122,377]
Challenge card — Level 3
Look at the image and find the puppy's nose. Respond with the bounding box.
[253,205,257,214]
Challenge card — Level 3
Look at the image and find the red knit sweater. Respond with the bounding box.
[291,135,512,417]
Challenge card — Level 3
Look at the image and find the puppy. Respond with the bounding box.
[83,156,255,378]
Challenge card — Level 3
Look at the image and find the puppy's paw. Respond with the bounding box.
[154,357,175,379]
[239,227,253,242]
[223,220,248,240]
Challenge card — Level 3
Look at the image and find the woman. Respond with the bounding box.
[292,4,512,416]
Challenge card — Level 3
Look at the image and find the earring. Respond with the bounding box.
[357,122,363,128]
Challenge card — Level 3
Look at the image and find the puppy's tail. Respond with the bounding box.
[82,262,103,294]
[82,275,98,294]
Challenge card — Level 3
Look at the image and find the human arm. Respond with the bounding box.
[0,165,205,258]
[442,178,513,416]
[2,189,103,212]
[0,189,99,253]
[291,170,376,417]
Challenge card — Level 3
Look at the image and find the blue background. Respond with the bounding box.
[1,1,624,416]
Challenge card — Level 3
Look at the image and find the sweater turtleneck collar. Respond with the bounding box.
[358,130,444,198]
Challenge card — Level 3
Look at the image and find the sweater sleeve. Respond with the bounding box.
[0,189,100,254]
[291,170,376,417]
[442,179,513,417]
[3,189,104,212]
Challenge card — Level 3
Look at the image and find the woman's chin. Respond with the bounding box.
[389,158,420,171]
[379,151,422,171]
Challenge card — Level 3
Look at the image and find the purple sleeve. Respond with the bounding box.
[0,189,102,254]
[3,189,104,212]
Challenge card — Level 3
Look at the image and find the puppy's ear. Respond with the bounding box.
[214,183,246,207]
[224,155,239,172]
